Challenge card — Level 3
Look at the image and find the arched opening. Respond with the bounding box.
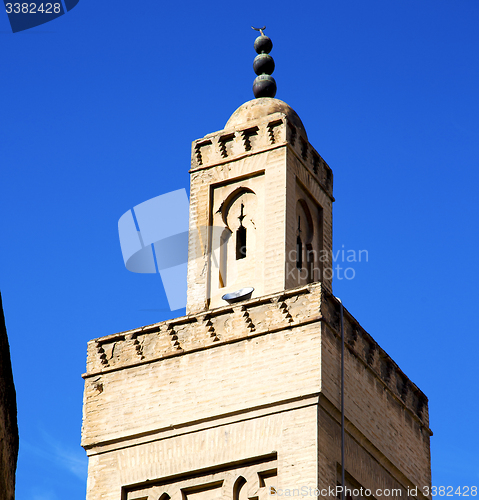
[222,189,257,266]
[236,225,247,260]
[233,476,247,500]
[296,214,303,269]
[306,243,314,283]
[210,186,258,304]
[296,234,303,269]
[235,201,247,260]
[296,200,314,282]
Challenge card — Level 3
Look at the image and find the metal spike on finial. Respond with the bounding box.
[252,25,265,36]
[251,26,276,99]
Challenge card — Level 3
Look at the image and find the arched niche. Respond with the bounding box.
[217,187,258,288]
[233,476,248,500]
[296,199,315,284]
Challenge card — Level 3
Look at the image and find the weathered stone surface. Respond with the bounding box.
[187,102,333,314]
[225,98,308,139]
[82,283,431,500]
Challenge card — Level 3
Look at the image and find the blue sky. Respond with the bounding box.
[1,1,478,498]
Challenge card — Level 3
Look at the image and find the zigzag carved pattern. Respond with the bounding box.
[219,141,228,158]
[194,145,203,165]
[288,123,297,146]
[96,342,109,367]
[267,120,282,145]
[202,314,219,342]
[167,324,182,350]
[270,298,293,325]
[132,335,144,360]
[366,342,376,366]
[239,306,255,332]
[194,140,212,166]
[279,300,293,324]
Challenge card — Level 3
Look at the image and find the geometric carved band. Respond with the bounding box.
[125,454,277,500]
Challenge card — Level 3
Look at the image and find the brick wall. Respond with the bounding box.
[82,283,431,500]
[186,109,333,315]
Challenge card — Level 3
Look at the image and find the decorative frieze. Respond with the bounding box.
[124,454,277,500]
[189,113,333,200]
[84,282,429,427]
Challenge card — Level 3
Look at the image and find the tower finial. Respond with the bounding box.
[251,26,276,99]
[251,25,266,36]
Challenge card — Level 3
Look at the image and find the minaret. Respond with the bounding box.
[186,28,333,314]
[81,30,431,500]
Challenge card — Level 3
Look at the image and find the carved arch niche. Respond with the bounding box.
[217,187,258,288]
[294,196,323,286]
[209,175,264,304]
[209,173,265,307]
[295,199,314,284]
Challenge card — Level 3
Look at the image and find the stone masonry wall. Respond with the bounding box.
[319,293,431,492]
[186,111,333,314]
[85,404,319,500]
[82,283,431,499]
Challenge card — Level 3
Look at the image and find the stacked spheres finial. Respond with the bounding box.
[252,26,276,98]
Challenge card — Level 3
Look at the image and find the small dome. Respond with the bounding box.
[225,98,307,139]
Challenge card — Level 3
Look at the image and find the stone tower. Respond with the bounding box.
[186,97,333,313]
[81,33,431,500]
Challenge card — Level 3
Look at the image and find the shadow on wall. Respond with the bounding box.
[0,291,19,500]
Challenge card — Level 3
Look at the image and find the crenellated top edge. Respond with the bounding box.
[86,283,318,348]
[320,293,431,431]
[190,112,333,198]
[83,282,430,430]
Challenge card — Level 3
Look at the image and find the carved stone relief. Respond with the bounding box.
[125,455,277,500]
